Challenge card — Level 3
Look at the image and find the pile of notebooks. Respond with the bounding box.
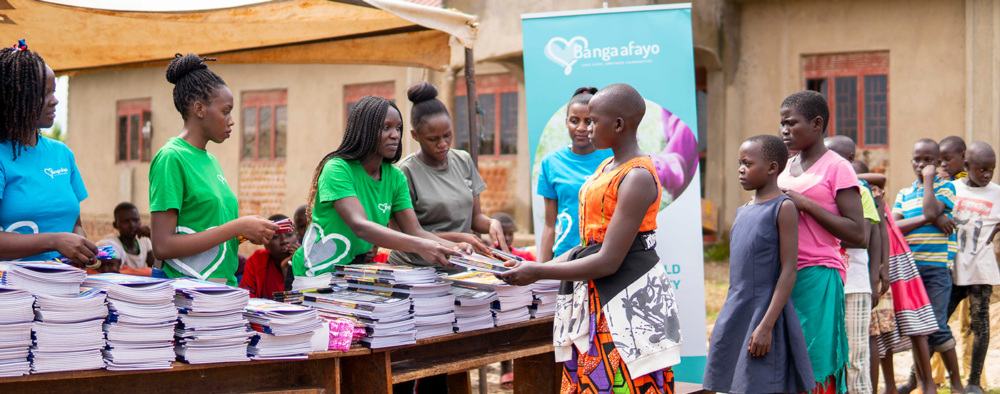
[0,287,35,377]
[448,284,497,333]
[446,271,531,327]
[0,261,86,296]
[303,285,415,349]
[334,264,457,340]
[172,279,253,364]
[529,280,559,319]
[31,288,108,373]
[83,273,177,371]
[244,298,322,360]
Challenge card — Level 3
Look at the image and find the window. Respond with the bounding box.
[803,52,889,147]
[344,82,395,122]
[241,90,287,160]
[116,99,152,162]
[454,74,519,156]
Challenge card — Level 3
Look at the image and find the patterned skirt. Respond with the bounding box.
[878,215,938,353]
[560,282,674,394]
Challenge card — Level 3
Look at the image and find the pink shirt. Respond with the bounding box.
[777,150,859,278]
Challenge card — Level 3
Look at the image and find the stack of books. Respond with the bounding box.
[244,298,322,360]
[83,273,177,371]
[449,285,497,333]
[303,289,414,349]
[445,271,531,326]
[0,261,86,296]
[0,287,35,377]
[447,253,511,275]
[30,288,108,373]
[529,280,559,318]
[335,265,456,340]
[171,279,253,364]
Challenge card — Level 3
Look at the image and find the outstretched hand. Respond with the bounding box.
[499,260,542,286]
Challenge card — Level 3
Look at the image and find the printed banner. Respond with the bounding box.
[522,4,707,382]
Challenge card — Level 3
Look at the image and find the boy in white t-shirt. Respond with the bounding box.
[947,141,1000,394]
[97,202,157,272]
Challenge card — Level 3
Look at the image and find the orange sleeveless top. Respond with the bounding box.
[578,156,661,246]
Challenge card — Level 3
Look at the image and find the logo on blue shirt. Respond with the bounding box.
[44,167,68,179]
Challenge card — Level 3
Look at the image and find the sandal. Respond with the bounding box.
[500,372,514,390]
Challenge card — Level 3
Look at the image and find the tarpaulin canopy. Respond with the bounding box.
[0,0,477,74]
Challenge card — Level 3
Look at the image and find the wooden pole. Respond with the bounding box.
[464,47,479,166]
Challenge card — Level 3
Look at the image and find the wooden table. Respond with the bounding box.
[0,317,558,394]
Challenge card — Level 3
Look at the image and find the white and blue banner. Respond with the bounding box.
[522,4,707,382]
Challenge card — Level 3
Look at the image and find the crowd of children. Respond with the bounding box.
[705,90,999,394]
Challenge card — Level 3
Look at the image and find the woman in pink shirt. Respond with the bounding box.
[777,91,866,394]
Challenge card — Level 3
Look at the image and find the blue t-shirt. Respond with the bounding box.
[892,177,957,267]
[536,145,613,258]
[0,137,88,261]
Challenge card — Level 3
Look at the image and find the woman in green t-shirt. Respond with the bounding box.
[149,54,276,286]
[387,82,508,273]
[289,95,466,290]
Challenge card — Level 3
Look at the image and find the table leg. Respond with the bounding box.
[340,351,392,394]
[446,371,472,394]
[478,366,489,394]
[513,351,559,394]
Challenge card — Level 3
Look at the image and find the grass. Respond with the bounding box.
[703,259,730,326]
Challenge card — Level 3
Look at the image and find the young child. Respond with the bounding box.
[703,135,813,394]
[493,213,536,262]
[825,136,881,394]
[939,136,967,181]
[892,138,963,394]
[98,202,157,271]
[946,141,1000,394]
[501,83,680,394]
[240,214,298,300]
[777,90,866,394]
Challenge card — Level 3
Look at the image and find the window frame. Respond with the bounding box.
[803,52,890,148]
[115,98,152,163]
[241,90,288,161]
[454,73,520,157]
[344,81,395,126]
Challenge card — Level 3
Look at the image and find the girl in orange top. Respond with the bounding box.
[502,83,681,394]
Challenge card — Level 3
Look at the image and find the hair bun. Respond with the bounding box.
[574,86,598,96]
[166,53,208,84]
[407,82,439,104]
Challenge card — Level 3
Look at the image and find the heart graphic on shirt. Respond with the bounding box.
[554,212,573,249]
[302,222,351,277]
[167,226,227,281]
[2,221,39,234]
[378,203,390,213]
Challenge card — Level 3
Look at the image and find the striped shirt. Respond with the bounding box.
[892,177,957,267]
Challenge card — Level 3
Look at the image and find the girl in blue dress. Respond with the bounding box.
[704,135,813,394]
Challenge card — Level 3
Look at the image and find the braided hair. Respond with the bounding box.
[0,46,47,160]
[305,96,402,218]
[166,53,226,120]
[407,82,449,131]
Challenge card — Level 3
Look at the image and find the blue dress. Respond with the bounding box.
[703,195,814,394]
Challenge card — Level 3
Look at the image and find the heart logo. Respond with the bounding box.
[545,36,588,75]
[554,212,572,249]
[44,168,54,178]
[2,221,39,234]
[378,203,390,214]
[167,226,228,281]
[302,222,351,277]
[217,174,227,184]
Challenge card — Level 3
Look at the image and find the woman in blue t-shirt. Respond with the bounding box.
[0,41,98,266]
[536,87,613,262]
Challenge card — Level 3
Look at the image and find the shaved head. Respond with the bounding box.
[967,141,996,164]
[824,135,856,161]
[590,83,646,131]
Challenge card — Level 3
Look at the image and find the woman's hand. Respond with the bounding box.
[781,189,810,211]
[454,242,474,255]
[236,216,278,245]
[499,260,543,286]
[748,323,773,357]
[415,239,459,266]
[51,233,98,267]
[489,219,509,253]
[458,233,491,255]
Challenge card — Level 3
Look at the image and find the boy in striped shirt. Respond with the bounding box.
[892,138,963,393]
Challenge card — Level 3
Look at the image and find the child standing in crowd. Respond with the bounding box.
[946,142,1000,394]
[893,139,963,394]
[703,135,813,394]
[826,136,882,394]
[777,90,867,394]
[149,53,277,285]
[240,214,298,300]
[502,84,681,394]
[0,41,98,266]
[98,202,157,270]
[536,86,612,262]
[388,82,507,278]
[493,213,535,262]
[289,95,467,290]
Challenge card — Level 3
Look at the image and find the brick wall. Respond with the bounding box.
[238,160,287,218]
[478,157,516,218]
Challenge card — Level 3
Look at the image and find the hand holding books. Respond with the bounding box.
[237,217,288,244]
[498,260,543,287]
[415,239,472,267]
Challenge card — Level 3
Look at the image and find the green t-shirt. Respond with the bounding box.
[292,158,413,277]
[149,137,240,285]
